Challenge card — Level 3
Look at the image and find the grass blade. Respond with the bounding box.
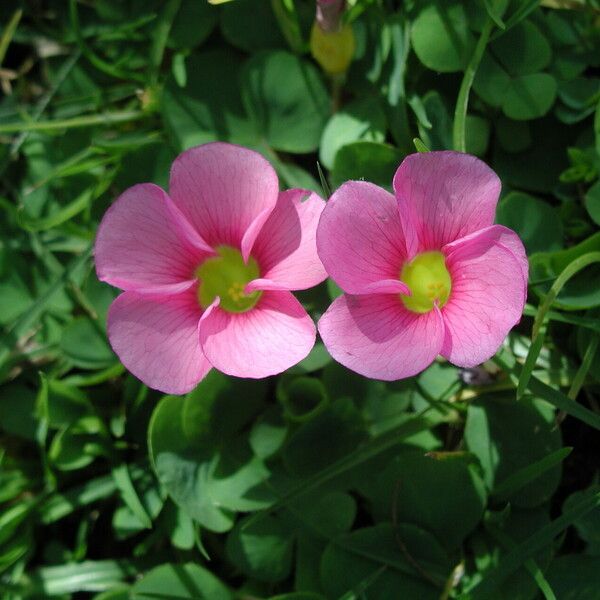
[494,348,600,431]
[244,414,434,528]
[453,18,494,152]
[518,251,600,399]
[491,447,572,502]
[470,488,600,598]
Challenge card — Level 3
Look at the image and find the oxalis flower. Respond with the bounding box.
[317,151,528,380]
[95,143,327,394]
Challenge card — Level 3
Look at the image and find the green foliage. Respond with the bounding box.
[1,0,599,598]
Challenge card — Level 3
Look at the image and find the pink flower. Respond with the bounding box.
[95,142,327,394]
[317,151,528,380]
[316,0,346,32]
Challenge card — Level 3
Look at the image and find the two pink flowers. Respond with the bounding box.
[95,143,528,394]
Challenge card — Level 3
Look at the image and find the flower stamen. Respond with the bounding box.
[400,251,452,314]
[196,245,262,313]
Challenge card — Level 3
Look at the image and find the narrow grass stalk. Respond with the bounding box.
[0,110,145,134]
[452,18,494,152]
[0,9,22,66]
[518,251,600,399]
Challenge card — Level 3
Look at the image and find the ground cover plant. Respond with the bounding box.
[0,0,599,598]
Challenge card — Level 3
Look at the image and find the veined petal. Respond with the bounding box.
[393,151,501,253]
[318,294,445,380]
[440,228,527,367]
[169,142,279,250]
[252,189,327,290]
[107,288,210,394]
[199,290,316,378]
[95,183,207,292]
[317,181,407,295]
[444,224,528,295]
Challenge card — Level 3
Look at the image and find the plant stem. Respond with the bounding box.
[452,18,494,152]
[0,110,145,134]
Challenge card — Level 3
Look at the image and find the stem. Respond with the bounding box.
[69,0,144,82]
[0,110,145,134]
[149,0,182,81]
[271,0,304,53]
[0,9,22,66]
[452,18,494,152]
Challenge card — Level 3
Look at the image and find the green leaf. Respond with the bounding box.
[319,96,386,170]
[496,191,563,254]
[161,48,256,149]
[320,523,450,598]
[411,3,475,73]
[595,98,600,158]
[585,180,600,226]
[221,0,286,52]
[168,0,218,49]
[148,372,271,532]
[241,50,329,154]
[26,560,141,595]
[474,52,557,120]
[502,73,557,121]
[472,507,554,600]
[413,138,430,153]
[465,114,491,156]
[519,251,600,398]
[245,415,435,529]
[490,21,551,76]
[132,563,232,600]
[49,415,108,471]
[0,383,37,440]
[60,317,115,369]
[529,234,600,310]
[93,588,130,600]
[226,514,294,582]
[249,406,287,459]
[331,141,403,190]
[545,555,600,599]
[469,488,600,598]
[364,450,487,550]
[288,491,357,537]
[491,447,572,503]
[282,398,367,477]
[464,394,563,507]
[112,463,154,530]
[495,115,532,153]
[494,348,600,432]
[563,484,600,547]
[277,376,329,422]
[418,91,452,151]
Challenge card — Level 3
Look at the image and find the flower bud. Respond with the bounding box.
[310,19,355,75]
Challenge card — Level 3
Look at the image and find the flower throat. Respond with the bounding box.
[400,251,451,313]
[196,246,262,313]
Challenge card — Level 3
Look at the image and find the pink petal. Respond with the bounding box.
[199,291,316,378]
[169,142,279,250]
[107,288,210,394]
[444,224,528,296]
[95,184,207,293]
[318,294,445,380]
[316,181,407,294]
[244,278,289,293]
[393,151,501,253]
[440,228,528,368]
[251,189,327,290]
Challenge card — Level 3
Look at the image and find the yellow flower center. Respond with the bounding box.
[196,246,262,313]
[400,251,452,314]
